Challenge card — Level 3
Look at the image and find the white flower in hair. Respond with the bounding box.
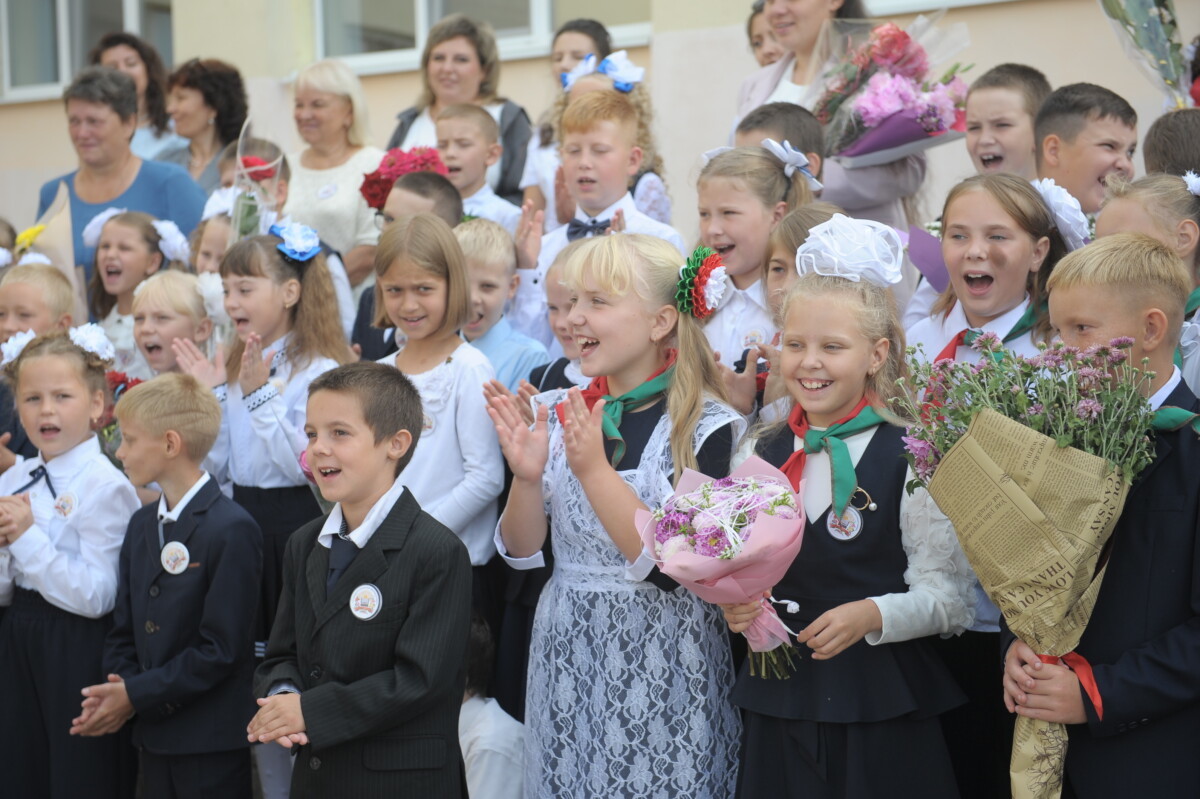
[561,54,598,91]
[1031,178,1089,252]
[795,214,904,287]
[1183,171,1200,197]
[270,222,321,262]
[68,323,115,362]
[0,248,11,269]
[196,272,230,325]
[1,329,37,367]
[17,252,51,266]
[761,138,823,192]
[152,220,191,263]
[81,207,127,248]
[704,266,729,311]
[202,186,242,221]
[596,51,645,92]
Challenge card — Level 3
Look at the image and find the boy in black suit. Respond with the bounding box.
[1004,233,1200,796]
[249,362,472,798]
[70,373,263,798]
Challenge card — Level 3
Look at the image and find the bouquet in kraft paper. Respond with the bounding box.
[894,334,1164,799]
[635,456,805,678]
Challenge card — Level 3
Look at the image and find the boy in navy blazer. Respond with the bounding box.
[71,373,263,798]
[1004,234,1200,796]
[249,362,472,798]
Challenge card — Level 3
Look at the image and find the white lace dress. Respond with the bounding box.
[522,391,742,798]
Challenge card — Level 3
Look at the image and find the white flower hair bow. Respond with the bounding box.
[81,207,127,248]
[561,54,598,91]
[17,253,51,267]
[596,51,645,92]
[152,220,191,264]
[68,323,115,362]
[1031,178,1090,252]
[1184,171,1200,197]
[795,214,904,287]
[762,138,823,192]
[0,329,37,366]
[196,271,230,325]
[202,186,243,221]
[270,222,321,262]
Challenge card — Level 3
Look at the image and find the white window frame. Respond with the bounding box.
[867,0,1023,15]
[313,0,651,77]
[0,0,148,103]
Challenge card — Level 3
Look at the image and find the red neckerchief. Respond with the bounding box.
[554,349,678,425]
[779,396,871,492]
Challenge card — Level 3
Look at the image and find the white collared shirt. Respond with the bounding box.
[0,436,140,617]
[463,185,522,236]
[703,279,776,363]
[209,334,340,489]
[459,696,524,799]
[157,471,211,523]
[316,476,407,551]
[906,297,1040,365]
[1148,366,1183,411]
[509,192,687,349]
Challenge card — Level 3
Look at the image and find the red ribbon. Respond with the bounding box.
[780,396,870,492]
[554,349,677,425]
[1039,652,1103,721]
[933,327,969,363]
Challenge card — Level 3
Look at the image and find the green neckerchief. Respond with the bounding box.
[786,399,888,515]
[1003,300,1044,344]
[562,365,676,468]
[1151,405,1200,435]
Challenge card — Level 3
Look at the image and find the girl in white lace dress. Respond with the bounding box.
[489,234,741,798]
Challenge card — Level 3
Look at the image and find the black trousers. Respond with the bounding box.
[142,748,252,799]
[0,589,136,799]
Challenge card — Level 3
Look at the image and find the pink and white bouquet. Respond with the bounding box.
[635,456,805,678]
[803,13,971,168]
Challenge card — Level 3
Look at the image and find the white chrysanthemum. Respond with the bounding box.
[1032,178,1090,252]
[69,323,115,361]
[1,329,37,366]
[81,207,126,248]
[704,266,728,311]
[196,272,230,325]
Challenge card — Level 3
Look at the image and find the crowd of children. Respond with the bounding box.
[3,7,1200,799]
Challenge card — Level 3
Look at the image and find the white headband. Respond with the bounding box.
[795,214,904,287]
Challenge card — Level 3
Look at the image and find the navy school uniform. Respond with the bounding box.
[1004,377,1200,797]
[739,423,964,799]
[103,473,263,798]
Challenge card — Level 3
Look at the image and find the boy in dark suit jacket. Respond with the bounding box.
[70,373,263,798]
[249,362,472,798]
[1004,234,1200,796]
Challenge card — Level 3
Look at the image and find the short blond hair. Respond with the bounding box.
[115,373,222,461]
[561,89,637,145]
[454,218,515,275]
[131,270,206,322]
[295,59,370,148]
[1048,233,1191,345]
[0,265,74,320]
[437,103,499,144]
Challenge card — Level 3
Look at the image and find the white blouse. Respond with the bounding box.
[283,147,385,257]
[0,436,140,617]
[377,342,504,566]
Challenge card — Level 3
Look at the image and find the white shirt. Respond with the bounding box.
[1149,366,1183,411]
[377,342,504,565]
[766,77,806,105]
[210,336,340,489]
[519,138,565,233]
[157,471,211,523]
[906,297,1041,366]
[283,147,384,257]
[704,279,776,362]
[509,193,687,348]
[902,278,942,331]
[459,696,524,799]
[402,103,506,192]
[101,306,153,381]
[0,436,140,617]
[316,476,407,551]
[463,184,522,236]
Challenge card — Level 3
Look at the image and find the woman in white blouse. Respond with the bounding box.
[283,59,383,288]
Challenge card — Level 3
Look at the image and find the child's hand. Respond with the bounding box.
[484,380,535,427]
[486,392,548,483]
[516,380,540,426]
[0,494,33,542]
[173,339,227,388]
[247,693,306,746]
[607,209,626,235]
[561,388,608,480]
[796,599,882,660]
[553,166,574,225]
[239,334,273,395]
[718,346,764,416]
[720,593,769,634]
[1004,639,1086,723]
[70,674,133,736]
[0,432,16,476]
[515,201,544,271]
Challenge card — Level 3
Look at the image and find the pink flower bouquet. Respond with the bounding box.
[635,456,805,678]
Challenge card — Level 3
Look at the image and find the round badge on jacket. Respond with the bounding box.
[350,584,382,620]
[827,506,864,541]
[161,541,190,574]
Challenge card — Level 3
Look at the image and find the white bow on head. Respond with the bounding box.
[81,207,127,248]
[560,50,644,93]
[1031,178,1089,252]
[1183,171,1200,198]
[795,214,904,287]
[761,138,823,192]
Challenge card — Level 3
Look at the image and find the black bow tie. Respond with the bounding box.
[566,217,612,242]
[15,465,55,499]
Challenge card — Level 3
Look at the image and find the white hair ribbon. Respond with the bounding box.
[1031,178,1090,252]
[81,207,127,248]
[761,138,823,192]
[795,214,904,287]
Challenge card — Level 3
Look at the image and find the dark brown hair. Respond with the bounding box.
[308,362,424,475]
[89,32,170,135]
[167,58,248,147]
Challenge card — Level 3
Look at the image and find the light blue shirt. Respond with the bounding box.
[468,316,550,392]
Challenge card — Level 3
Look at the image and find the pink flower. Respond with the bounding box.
[855,72,919,127]
[1075,398,1104,420]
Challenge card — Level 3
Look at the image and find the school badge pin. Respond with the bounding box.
[827,506,864,541]
[160,541,190,575]
[53,493,76,518]
[350,583,382,620]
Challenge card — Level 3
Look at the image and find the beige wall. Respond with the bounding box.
[2,0,1199,241]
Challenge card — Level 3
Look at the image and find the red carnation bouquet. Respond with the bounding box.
[360,147,450,210]
[97,371,144,468]
[241,155,277,182]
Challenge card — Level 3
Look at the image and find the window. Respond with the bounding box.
[0,0,173,100]
[316,0,650,75]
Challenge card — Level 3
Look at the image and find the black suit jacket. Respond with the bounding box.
[104,477,263,754]
[1009,383,1200,795]
[256,489,471,799]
